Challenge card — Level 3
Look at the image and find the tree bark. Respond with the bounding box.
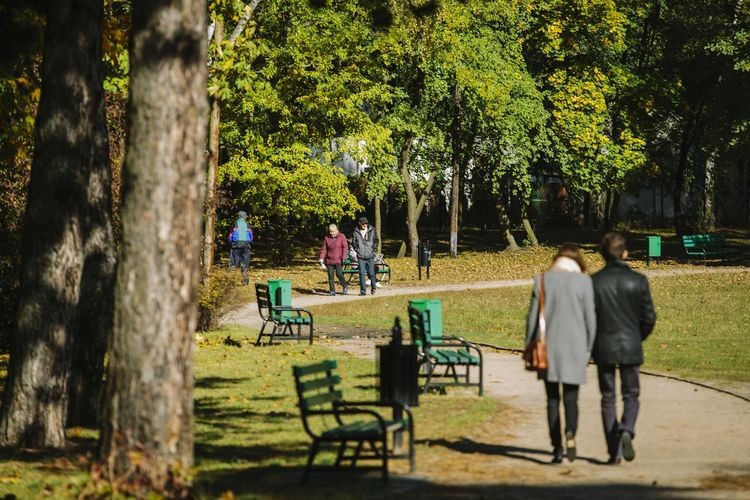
[375,196,382,254]
[202,95,220,278]
[399,137,419,257]
[0,0,111,447]
[496,200,519,251]
[699,153,715,231]
[521,218,538,246]
[449,84,462,258]
[100,0,207,492]
[673,121,693,234]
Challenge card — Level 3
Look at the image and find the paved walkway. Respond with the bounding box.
[327,339,750,498]
[222,265,750,497]
[223,266,750,329]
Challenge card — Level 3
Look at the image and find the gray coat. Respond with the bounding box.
[525,271,597,385]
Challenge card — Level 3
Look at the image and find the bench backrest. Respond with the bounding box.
[255,283,272,321]
[408,306,441,349]
[683,234,726,248]
[292,360,343,423]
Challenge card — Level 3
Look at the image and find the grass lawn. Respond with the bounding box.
[0,331,505,499]
[308,272,750,383]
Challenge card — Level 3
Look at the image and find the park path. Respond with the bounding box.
[223,265,750,329]
[222,265,750,497]
[327,338,750,498]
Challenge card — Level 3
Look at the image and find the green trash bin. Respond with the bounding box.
[268,279,293,319]
[646,236,661,265]
[408,298,443,345]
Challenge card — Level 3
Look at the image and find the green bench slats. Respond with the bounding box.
[293,360,336,377]
[292,359,415,483]
[682,234,737,261]
[298,375,342,392]
[256,283,314,346]
[407,306,484,395]
[300,390,344,410]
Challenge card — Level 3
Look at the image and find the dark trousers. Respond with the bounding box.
[544,382,579,449]
[358,257,376,294]
[597,364,640,457]
[326,263,347,292]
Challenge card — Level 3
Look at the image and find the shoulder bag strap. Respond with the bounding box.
[538,274,546,341]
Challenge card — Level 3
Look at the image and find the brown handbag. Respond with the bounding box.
[523,274,548,371]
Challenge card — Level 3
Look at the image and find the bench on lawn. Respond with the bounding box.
[682,234,737,264]
[255,283,313,346]
[292,360,415,483]
[341,256,392,284]
[407,306,483,396]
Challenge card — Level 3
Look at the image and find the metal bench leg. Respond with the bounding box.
[302,439,319,484]
[381,436,389,483]
[351,440,364,467]
[335,440,347,468]
[255,321,268,346]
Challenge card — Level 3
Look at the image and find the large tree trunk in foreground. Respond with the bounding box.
[0,0,111,447]
[100,0,207,492]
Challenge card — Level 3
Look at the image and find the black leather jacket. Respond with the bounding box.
[591,260,656,366]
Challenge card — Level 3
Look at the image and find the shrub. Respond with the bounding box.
[197,268,247,331]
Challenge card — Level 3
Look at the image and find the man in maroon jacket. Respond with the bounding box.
[319,223,349,295]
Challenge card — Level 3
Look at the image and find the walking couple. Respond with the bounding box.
[525,232,657,465]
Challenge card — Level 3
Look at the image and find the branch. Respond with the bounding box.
[229,0,261,44]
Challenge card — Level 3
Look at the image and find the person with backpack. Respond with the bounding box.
[228,211,253,284]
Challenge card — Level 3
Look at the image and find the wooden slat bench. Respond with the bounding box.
[255,283,313,346]
[292,360,414,483]
[682,234,737,264]
[407,306,483,396]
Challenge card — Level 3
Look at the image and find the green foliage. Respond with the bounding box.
[0,3,43,348]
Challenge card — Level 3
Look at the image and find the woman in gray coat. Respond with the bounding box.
[525,243,596,463]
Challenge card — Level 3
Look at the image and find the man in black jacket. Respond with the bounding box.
[592,232,657,464]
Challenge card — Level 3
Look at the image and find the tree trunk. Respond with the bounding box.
[0,0,111,447]
[449,84,462,258]
[521,218,538,246]
[399,137,419,257]
[673,121,693,235]
[396,169,436,259]
[100,0,207,493]
[202,95,220,278]
[375,196,382,254]
[700,153,715,231]
[496,200,519,251]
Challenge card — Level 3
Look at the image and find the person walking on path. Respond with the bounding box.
[319,223,349,296]
[228,211,253,285]
[525,243,596,464]
[591,232,656,464]
[352,216,378,296]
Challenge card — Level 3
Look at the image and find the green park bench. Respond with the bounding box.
[407,306,483,396]
[341,256,392,284]
[682,234,737,264]
[255,283,313,346]
[292,360,415,483]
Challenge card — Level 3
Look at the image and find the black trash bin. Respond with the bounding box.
[417,241,432,280]
[378,318,419,408]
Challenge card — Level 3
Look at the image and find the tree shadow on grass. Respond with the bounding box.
[194,462,695,499]
[195,376,253,389]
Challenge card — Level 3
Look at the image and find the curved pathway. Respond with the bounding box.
[223,266,750,329]
[222,266,750,497]
[329,339,750,498]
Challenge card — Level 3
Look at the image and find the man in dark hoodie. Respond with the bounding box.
[591,232,656,464]
[352,216,379,295]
